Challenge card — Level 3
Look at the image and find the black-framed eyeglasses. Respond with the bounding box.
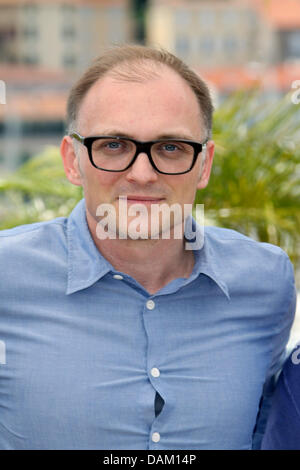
[70,132,208,175]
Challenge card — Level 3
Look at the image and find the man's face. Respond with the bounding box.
[61,64,214,239]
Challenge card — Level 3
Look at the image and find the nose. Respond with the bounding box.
[125,152,158,184]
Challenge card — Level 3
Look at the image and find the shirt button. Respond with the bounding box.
[146,300,155,310]
[113,274,123,280]
[151,367,160,378]
[152,432,160,443]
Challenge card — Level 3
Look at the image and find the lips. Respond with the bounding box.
[128,197,163,202]
[119,195,165,203]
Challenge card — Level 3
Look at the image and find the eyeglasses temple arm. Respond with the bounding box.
[69,132,84,143]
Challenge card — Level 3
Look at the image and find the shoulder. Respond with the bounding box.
[271,346,300,419]
[0,219,70,305]
[205,225,285,253]
[282,347,300,392]
[0,217,68,255]
[204,226,295,300]
[0,217,67,237]
[0,218,69,287]
[261,347,300,449]
[204,225,291,264]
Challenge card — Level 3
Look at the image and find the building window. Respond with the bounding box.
[286,31,300,58]
[63,55,76,67]
[199,37,215,55]
[175,37,190,57]
[62,27,76,39]
[61,3,76,40]
[198,10,215,28]
[23,3,38,24]
[107,6,123,22]
[23,55,38,65]
[247,9,258,27]
[222,9,238,27]
[61,3,75,15]
[23,3,37,14]
[107,6,126,44]
[23,27,38,38]
[0,27,16,42]
[175,9,191,28]
[223,36,238,54]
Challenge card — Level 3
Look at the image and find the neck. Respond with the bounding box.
[86,212,195,294]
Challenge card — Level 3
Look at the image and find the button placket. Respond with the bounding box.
[144,296,163,446]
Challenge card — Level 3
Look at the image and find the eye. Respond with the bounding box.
[93,138,131,154]
[162,143,179,152]
[106,141,122,150]
[153,141,193,159]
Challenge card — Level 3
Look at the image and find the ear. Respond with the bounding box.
[60,136,83,187]
[196,140,215,190]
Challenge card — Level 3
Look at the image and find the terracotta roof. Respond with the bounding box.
[0,65,72,120]
[1,62,300,121]
[197,62,300,93]
[0,0,127,5]
[0,93,67,120]
[0,65,74,86]
[250,0,300,29]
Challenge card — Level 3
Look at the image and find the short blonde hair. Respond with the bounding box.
[67,44,214,137]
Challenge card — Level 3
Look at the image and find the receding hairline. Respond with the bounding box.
[74,60,172,126]
[77,60,205,128]
[106,57,165,82]
[67,45,214,137]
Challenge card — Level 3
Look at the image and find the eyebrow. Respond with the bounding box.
[91,129,199,141]
[155,133,197,141]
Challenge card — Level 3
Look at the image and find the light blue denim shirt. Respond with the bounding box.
[0,199,296,450]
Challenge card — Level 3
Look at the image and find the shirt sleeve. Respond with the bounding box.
[252,253,297,449]
[260,346,300,450]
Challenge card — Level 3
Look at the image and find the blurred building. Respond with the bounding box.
[146,0,300,67]
[0,0,135,171]
[0,0,134,72]
[1,0,300,170]
[147,0,261,67]
[255,0,300,63]
[0,65,73,171]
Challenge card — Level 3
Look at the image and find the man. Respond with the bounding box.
[261,344,300,449]
[0,45,296,450]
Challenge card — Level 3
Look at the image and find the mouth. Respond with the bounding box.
[118,195,165,205]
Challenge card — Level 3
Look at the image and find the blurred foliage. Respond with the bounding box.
[195,89,300,268]
[0,146,83,228]
[0,90,299,268]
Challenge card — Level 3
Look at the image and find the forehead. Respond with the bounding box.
[77,64,204,138]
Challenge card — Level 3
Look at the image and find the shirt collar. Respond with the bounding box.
[66,199,230,299]
[185,216,230,299]
[66,199,113,295]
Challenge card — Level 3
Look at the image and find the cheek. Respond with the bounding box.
[83,166,120,194]
[168,174,200,204]
[83,171,120,221]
